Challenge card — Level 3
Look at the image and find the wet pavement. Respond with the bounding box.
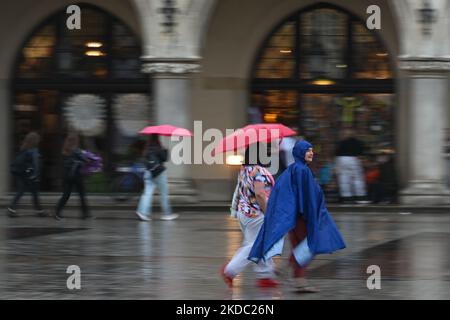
[0,209,449,300]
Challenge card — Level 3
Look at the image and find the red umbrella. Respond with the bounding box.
[139,124,193,137]
[243,123,296,137]
[212,123,296,156]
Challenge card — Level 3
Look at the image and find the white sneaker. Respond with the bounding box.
[160,214,179,221]
[135,212,151,221]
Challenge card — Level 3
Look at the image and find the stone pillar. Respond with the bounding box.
[399,57,450,205]
[141,58,200,203]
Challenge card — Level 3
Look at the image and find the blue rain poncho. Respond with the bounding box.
[249,140,346,263]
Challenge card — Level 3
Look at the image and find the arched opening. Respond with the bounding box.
[12,4,150,192]
[250,3,396,200]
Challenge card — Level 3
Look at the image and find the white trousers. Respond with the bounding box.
[336,156,367,198]
[225,213,274,279]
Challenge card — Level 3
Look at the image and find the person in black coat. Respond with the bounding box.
[8,132,46,217]
[55,133,91,220]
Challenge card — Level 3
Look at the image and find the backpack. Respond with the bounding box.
[145,149,167,178]
[10,150,34,178]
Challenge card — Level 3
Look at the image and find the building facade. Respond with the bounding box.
[0,0,449,204]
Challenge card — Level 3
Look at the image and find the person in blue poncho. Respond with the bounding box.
[249,140,346,292]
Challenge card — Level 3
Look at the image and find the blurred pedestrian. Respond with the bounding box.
[135,134,178,221]
[378,152,398,204]
[335,129,368,203]
[365,156,381,204]
[248,93,264,124]
[318,157,334,190]
[55,133,91,220]
[249,140,346,293]
[221,143,278,289]
[8,132,46,217]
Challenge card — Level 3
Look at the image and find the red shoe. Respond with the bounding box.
[256,278,279,288]
[220,263,233,288]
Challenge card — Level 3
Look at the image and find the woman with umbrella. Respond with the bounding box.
[136,125,191,221]
[218,124,295,288]
[221,142,278,288]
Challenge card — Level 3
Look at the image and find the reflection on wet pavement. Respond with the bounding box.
[0,211,449,299]
[4,227,88,240]
[310,232,450,281]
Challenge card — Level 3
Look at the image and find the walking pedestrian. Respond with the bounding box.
[221,143,279,289]
[8,132,46,217]
[55,133,91,220]
[135,134,178,221]
[249,140,346,293]
[335,129,368,203]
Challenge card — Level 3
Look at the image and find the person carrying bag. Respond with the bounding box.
[8,132,46,218]
[55,133,92,220]
[135,134,178,221]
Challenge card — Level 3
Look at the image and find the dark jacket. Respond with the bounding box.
[63,149,88,179]
[336,137,365,157]
[145,146,168,178]
[11,148,40,180]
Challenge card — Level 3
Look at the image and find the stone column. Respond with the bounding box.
[399,57,450,205]
[141,58,200,203]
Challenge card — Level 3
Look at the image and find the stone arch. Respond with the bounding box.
[0,0,142,195]
[192,0,402,194]
[0,1,145,194]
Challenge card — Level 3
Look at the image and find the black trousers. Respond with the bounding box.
[10,176,43,211]
[56,175,89,217]
[367,182,383,203]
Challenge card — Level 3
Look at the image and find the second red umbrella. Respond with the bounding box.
[139,124,193,137]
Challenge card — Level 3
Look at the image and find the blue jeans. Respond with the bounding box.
[137,170,172,217]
